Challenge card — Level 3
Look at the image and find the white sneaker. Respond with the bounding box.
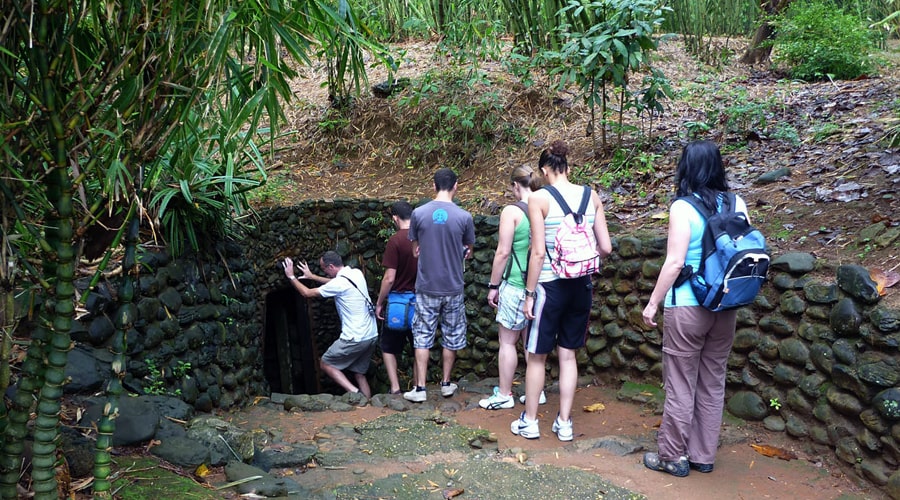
[510,412,540,439]
[440,381,458,397]
[552,414,573,442]
[519,390,547,405]
[403,387,426,403]
[479,387,515,410]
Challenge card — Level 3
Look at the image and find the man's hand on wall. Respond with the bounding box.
[283,257,296,279]
[297,260,314,279]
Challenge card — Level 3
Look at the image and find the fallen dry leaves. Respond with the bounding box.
[750,443,799,461]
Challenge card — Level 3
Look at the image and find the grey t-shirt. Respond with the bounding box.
[409,200,475,296]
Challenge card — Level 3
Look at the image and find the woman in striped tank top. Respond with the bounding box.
[510,140,613,442]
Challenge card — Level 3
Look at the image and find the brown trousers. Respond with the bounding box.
[658,306,737,464]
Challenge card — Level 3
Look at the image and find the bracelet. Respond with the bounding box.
[487,283,500,290]
[289,276,297,281]
[524,289,537,298]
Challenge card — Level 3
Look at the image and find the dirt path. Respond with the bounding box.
[221,383,885,499]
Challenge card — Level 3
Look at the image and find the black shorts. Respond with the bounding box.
[525,276,592,354]
[381,327,413,355]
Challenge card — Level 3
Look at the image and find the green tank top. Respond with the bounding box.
[505,214,530,289]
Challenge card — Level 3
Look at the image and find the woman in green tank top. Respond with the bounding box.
[479,165,546,411]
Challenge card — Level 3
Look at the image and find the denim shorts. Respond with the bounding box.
[495,281,528,331]
[411,292,467,350]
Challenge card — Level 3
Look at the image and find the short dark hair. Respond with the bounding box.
[675,140,730,212]
[389,201,413,220]
[321,250,343,268]
[433,168,458,192]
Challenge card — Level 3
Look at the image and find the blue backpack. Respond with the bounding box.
[677,192,770,312]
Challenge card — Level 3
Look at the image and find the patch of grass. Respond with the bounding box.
[772,1,877,81]
[718,87,770,134]
[396,67,507,170]
[318,108,351,133]
[248,174,290,206]
[774,225,794,241]
[571,149,659,192]
[771,122,800,145]
[810,122,841,143]
[354,413,491,458]
[111,457,220,499]
[617,381,666,414]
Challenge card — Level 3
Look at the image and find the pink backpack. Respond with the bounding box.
[544,185,601,278]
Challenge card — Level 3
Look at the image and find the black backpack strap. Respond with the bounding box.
[343,275,374,307]
[679,191,734,218]
[721,191,736,215]
[678,194,711,220]
[576,186,592,216]
[543,185,573,216]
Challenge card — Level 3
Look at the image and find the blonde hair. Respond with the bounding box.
[511,164,543,191]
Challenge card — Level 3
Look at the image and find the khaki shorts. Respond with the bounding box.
[321,337,378,374]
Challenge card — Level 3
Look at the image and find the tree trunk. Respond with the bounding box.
[739,0,794,65]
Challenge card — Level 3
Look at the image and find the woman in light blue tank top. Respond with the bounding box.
[640,140,743,477]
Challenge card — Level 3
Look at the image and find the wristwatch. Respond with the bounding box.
[487,283,500,290]
[524,289,537,298]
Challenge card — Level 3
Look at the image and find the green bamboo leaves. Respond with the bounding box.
[544,0,671,148]
[0,1,382,497]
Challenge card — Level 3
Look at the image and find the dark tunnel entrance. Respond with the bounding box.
[263,288,319,394]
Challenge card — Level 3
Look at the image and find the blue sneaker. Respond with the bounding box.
[643,452,689,477]
[690,461,714,473]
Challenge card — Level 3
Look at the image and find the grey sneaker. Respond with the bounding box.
[403,387,426,403]
[519,390,547,405]
[643,452,689,477]
[551,414,573,441]
[440,381,458,397]
[510,412,540,439]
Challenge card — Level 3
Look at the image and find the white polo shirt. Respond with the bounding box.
[316,267,378,342]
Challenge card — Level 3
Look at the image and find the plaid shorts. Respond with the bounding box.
[495,281,528,331]
[411,292,467,351]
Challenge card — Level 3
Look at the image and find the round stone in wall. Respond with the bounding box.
[726,391,768,420]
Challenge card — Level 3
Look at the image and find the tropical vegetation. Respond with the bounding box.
[0,0,897,497]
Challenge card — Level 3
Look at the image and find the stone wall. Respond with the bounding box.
[247,200,900,487]
[67,240,267,411]
[62,198,900,488]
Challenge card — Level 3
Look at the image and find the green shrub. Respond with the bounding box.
[772,1,877,81]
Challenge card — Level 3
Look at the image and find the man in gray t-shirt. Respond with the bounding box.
[403,168,475,403]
